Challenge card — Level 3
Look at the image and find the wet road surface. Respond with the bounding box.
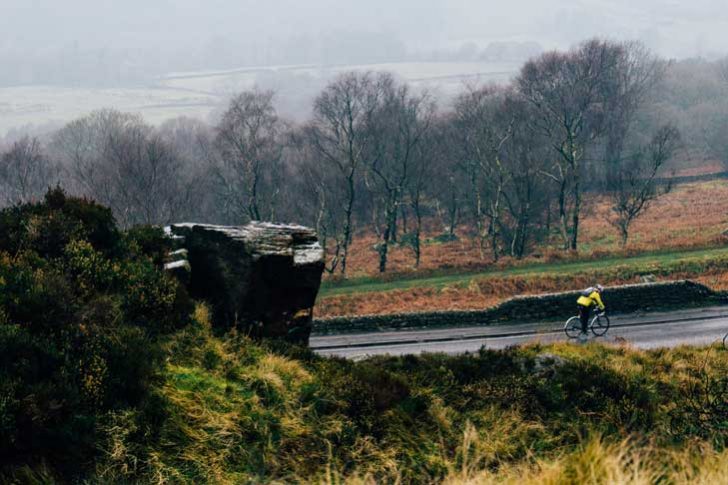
[311,306,728,359]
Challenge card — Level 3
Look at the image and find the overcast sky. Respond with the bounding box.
[2,0,728,60]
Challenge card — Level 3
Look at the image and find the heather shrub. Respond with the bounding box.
[0,189,191,479]
[125,224,172,266]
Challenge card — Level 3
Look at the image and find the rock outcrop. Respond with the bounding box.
[167,222,325,345]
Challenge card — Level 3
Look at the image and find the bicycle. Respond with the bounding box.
[564,310,610,339]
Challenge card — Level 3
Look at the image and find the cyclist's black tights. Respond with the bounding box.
[579,305,591,333]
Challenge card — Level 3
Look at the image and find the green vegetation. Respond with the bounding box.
[2,192,727,483]
[0,189,192,481]
[321,246,728,297]
[91,312,728,483]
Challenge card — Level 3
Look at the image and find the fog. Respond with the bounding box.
[2,0,728,135]
[3,0,728,74]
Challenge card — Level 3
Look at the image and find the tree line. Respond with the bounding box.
[5,38,723,275]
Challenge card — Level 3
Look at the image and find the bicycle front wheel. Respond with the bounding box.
[564,316,582,339]
[723,333,728,350]
[591,314,610,337]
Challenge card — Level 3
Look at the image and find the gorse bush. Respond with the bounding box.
[0,188,192,479]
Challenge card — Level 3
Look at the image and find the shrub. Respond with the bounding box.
[0,189,191,479]
[125,225,172,266]
[0,186,121,258]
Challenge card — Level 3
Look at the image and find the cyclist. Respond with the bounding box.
[577,284,606,337]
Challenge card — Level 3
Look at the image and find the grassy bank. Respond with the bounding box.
[65,305,727,484]
[317,246,728,317]
[322,246,728,297]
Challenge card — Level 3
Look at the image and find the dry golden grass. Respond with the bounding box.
[92,323,728,484]
[580,180,728,255]
[325,434,728,485]
[437,437,728,485]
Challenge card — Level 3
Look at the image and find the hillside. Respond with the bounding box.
[318,180,728,317]
[1,191,727,484]
[65,312,728,483]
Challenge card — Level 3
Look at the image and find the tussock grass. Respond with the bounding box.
[88,307,728,483]
[439,437,728,485]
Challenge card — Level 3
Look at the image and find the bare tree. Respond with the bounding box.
[608,125,681,246]
[499,95,552,258]
[214,90,284,222]
[365,74,434,272]
[287,127,347,273]
[0,136,57,206]
[305,72,382,276]
[52,109,191,227]
[105,127,190,226]
[518,39,619,250]
[602,42,665,190]
[429,118,466,239]
[452,85,513,261]
[51,109,141,206]
[158,116,218,223]
[405,129,439,268]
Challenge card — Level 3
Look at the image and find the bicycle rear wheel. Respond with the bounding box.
[564,316,582,339]
[591,314,610,336]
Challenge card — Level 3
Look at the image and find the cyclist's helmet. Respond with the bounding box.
[595,284,604,293]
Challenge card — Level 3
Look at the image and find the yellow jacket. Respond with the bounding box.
[577,290,605,310]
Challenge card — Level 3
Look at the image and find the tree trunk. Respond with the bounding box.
[448,196,458,237]
[490,184,503,262]
[470,172,487,260]
[400,204,408,238]
[558,177,569,250]
[545,198,551,233]
[570,164,581,251]
[512,202,530,259]
[378,227,390,273]
[619,221,629,247]
[413,204,422,268]
[340,172,356,276]
[378,195,398,273]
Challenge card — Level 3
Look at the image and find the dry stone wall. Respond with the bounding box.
[313,280,727,335]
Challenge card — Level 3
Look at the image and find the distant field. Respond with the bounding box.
[0,85,220,134]
[0,61,520,135]
[158,60,519,93]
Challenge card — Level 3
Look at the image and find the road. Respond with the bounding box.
[311,306,728,359]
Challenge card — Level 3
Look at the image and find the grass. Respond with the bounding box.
[85,303,728,484]
[320,246,728,298]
